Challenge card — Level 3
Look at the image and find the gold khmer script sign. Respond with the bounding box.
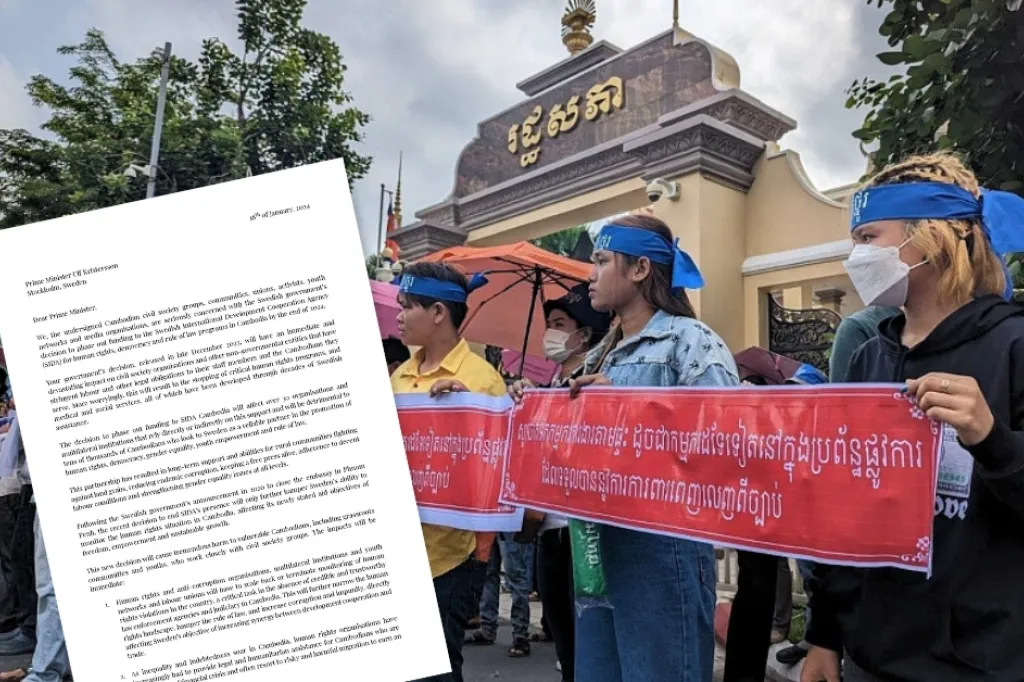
[507,76,625,168]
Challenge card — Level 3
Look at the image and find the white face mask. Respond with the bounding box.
[542,329,582,363]
[843,239,925,308]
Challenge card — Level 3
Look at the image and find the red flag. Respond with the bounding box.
[383,198,400,259]
[385,199,398,234]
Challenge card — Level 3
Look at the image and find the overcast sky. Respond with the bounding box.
[0,0,894,254]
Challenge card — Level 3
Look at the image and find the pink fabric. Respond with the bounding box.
[502,350,558,384]
[370,280,401,339]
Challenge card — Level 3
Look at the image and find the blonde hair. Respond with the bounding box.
[865,152,1006,305]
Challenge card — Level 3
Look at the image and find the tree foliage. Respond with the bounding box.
[531,225,587,257]
[202,0,371,177]
[0,0,370,229]
[366,253,383,279]
[849,0,1024,284]
[848,0,1023,192]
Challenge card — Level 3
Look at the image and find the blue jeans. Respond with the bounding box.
[413,558,476,682]
[26,511,69,682]
[575,525,717,681]
[480,534,531,640]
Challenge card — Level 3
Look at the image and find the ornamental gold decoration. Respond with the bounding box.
[561,0,597,55]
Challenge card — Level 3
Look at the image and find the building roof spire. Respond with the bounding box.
[561,0,597,55]
[394,151,403,226]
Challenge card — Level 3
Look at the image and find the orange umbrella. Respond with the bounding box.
[421,242,593,371]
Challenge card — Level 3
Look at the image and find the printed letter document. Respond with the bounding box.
[0,160,449,681]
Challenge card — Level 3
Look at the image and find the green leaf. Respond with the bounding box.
[877,51,908,65]
[904,34,942,59]
[923,52,949,75]
[953,8,973,28]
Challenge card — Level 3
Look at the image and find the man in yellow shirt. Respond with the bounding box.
[390,261,506,682]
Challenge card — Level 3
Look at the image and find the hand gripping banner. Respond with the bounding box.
[394,393,524,532]
[396,385,943,573]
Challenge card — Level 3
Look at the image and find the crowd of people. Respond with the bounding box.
[0,373,69,682]
[387,152,1024,682]
[1,149,1022,682]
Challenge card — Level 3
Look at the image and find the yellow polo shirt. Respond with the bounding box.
[391,339,507,579]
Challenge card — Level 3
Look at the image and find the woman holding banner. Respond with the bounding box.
[801,153,1024,682]
[508,283,611,680]
[568,214,740,682]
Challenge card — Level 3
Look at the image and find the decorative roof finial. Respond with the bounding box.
[561,0,597,55]
[673,0,679,30]
[394,151,403,226]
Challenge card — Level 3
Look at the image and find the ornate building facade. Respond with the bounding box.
[392,10,863,370]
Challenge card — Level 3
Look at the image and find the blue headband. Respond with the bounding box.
[399,272,488,303]
[594,225,704,291]
[850,182,1024,300]
[791,363,827,385]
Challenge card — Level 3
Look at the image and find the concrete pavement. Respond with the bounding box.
[462,592,733,682]
[0,594,790,682]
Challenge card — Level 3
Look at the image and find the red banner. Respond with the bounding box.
[394,394,523,532]
[500,385,941,573]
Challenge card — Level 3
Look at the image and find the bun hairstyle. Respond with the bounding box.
[866,152,1006,305]
[609,213,696,319]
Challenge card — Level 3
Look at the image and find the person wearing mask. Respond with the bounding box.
[568,214,740,681]
[507,283,612,681]
[390,262,506,682]
[801,152,1024,682]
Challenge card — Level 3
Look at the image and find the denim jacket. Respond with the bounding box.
[584,310,739,388]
